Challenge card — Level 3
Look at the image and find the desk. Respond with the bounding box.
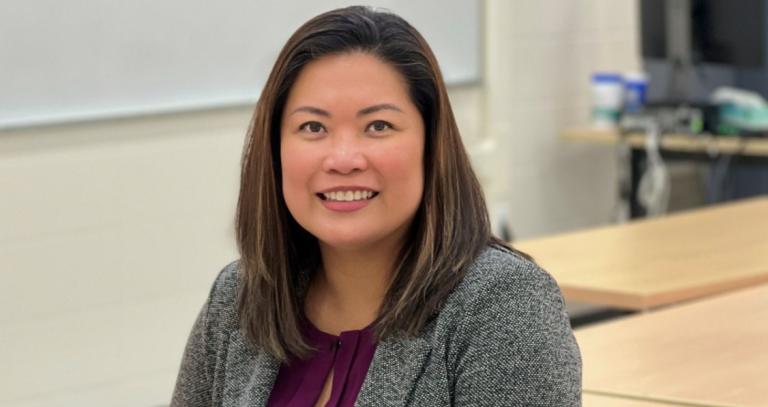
[562,127,768,218]
[583,393,683,406]
[515,197,768,310]
[575,284,768,407]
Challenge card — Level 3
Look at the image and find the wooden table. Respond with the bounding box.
[575,283,768,407]
[583,393,683,406]
[515,197,768,310]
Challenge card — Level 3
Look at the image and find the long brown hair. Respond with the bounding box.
[236,5,524,362]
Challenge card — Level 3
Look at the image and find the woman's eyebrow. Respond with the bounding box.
[357,103,403,116]
[288,103,403,117]
[289,106,330,117]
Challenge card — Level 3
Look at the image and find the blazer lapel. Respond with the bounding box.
[354,326,434,407]
[221,329,281,406]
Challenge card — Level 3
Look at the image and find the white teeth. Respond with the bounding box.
[322,190,376,202]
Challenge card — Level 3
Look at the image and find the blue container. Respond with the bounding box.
[623,73,648,114]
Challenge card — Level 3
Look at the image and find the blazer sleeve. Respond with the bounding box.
[171,295,215,407]
[452,260,582,406]
[171,261,239,407]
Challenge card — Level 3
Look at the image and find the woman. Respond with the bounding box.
[172,6,581,407]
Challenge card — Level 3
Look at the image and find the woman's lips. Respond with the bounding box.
[317,192,378,212]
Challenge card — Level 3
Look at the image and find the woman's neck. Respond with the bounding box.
[305,240,401,335]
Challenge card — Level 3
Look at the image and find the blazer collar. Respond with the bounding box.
[223,323,434,407]
[355,330,433,407]
[221,330,280,406]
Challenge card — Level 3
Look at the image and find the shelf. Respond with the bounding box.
[562,127,768,157]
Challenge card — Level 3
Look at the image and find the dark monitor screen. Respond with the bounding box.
[641,0,766,68]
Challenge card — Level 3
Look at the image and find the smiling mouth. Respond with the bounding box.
[317,191,380,202]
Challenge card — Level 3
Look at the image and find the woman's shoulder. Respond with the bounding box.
[434,245,580,394]
[204,259,242,326]
[211,259,241,296]
[433,250,581,404]
[436,244,569,336]
[453,244,563,305]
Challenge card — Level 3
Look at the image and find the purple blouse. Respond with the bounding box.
[266,318,378,407]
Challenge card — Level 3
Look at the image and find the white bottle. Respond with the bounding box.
[591,72,624,128]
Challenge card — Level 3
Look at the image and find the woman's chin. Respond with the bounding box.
[314,229,394,253]
[317,235,377,252]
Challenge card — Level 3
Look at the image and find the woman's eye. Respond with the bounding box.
[299,121,325,133]
[367,120,393,133]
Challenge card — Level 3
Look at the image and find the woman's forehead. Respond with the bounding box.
[284,52,413,114]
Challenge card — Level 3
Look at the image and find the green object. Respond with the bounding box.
[690,115,703,134]
[719,103,768,132]
[592,107,620,124]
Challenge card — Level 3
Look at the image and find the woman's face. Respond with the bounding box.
[280,52,425,252]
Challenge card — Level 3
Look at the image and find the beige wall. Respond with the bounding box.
[481,0,640,240]
[0,1,638,404]
[0,108,248,405]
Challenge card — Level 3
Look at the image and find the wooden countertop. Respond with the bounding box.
[575,283,768,407]
[515,197,768,310]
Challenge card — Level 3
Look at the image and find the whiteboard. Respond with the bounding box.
[0,0,480,129]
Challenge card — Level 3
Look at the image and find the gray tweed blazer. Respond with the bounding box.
[171,245,582,406]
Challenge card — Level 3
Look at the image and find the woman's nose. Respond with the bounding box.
[321,132,368,174]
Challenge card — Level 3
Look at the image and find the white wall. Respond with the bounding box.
[0,1,638,405]
[0,108,247,405]
[481,0,640,240]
